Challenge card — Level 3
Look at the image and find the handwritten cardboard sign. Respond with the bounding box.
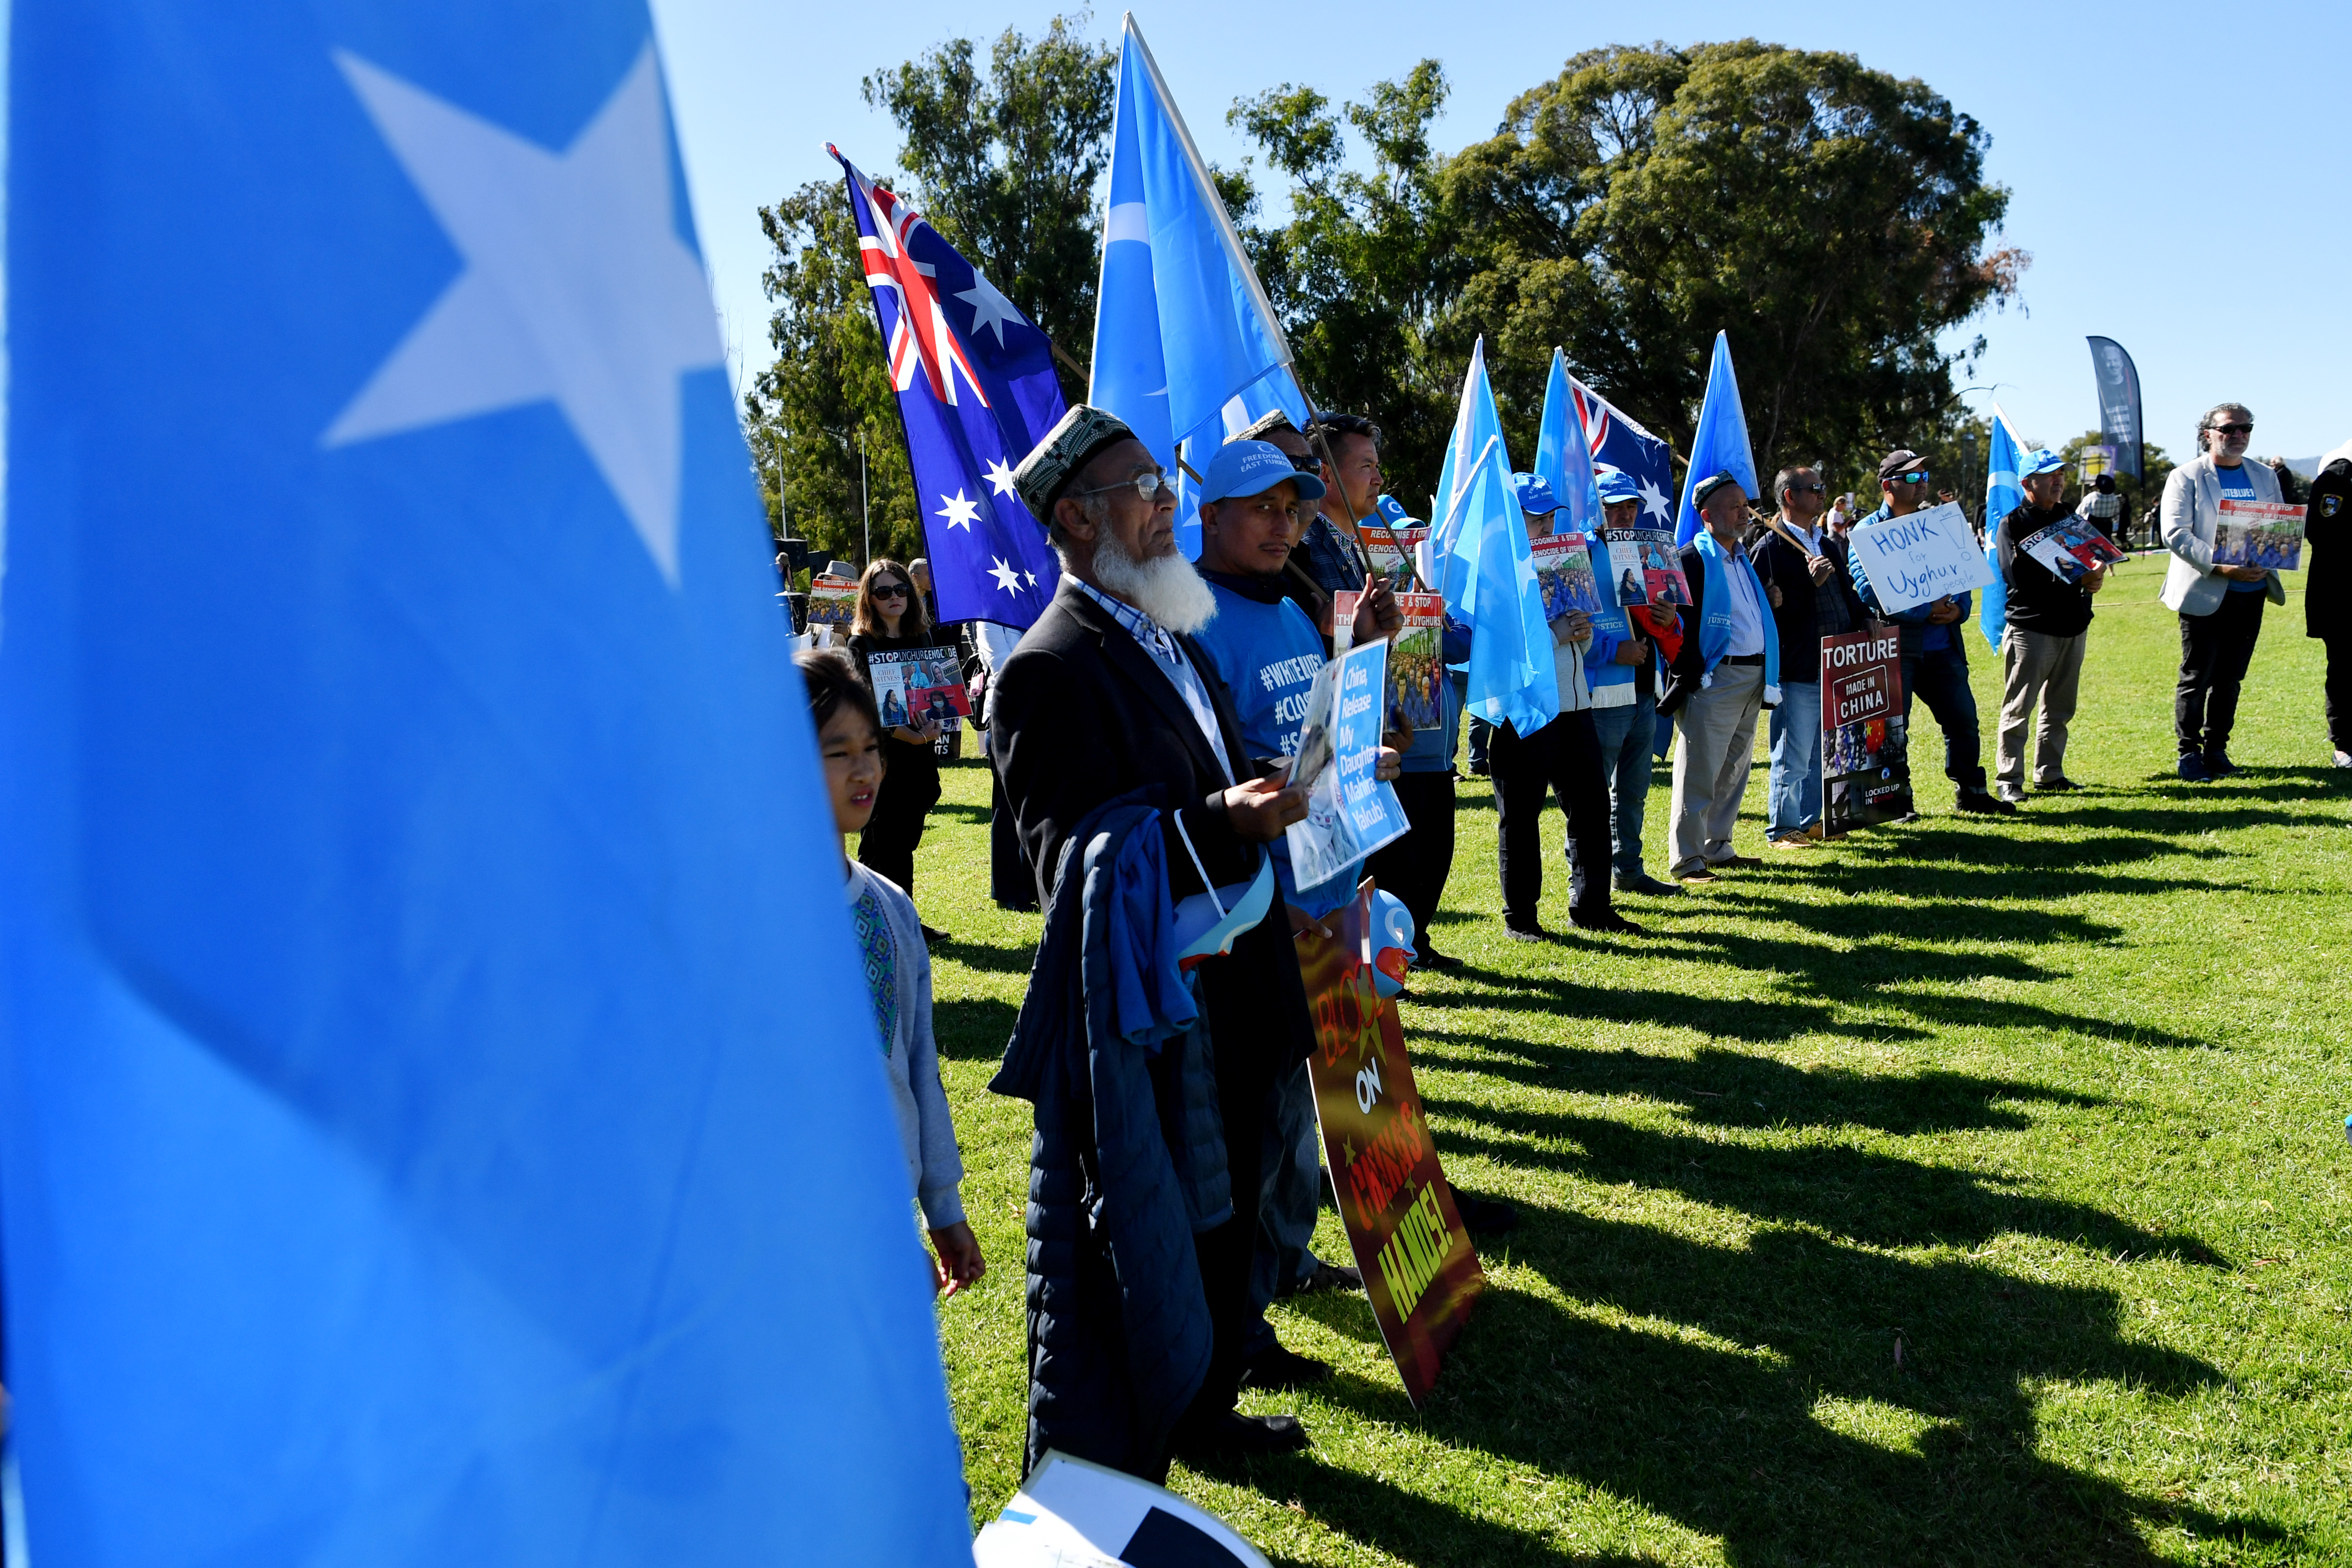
[1297,886,1481,1405]
[1850,500,1995,613]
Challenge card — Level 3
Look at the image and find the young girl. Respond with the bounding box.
[798,647,984,1297]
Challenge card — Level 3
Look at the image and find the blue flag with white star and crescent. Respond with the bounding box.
[0,4,972,1563]
[834,148,1062,627]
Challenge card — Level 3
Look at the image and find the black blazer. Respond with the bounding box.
[1748,525,1866,681]
[992,578,1315,1077]
[2308,458,2349,641]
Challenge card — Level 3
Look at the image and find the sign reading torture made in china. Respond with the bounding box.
[1820,627,1912,835]
[1297,886,1481,1405]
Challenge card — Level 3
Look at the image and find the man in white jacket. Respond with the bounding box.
[2160,402,2285,781]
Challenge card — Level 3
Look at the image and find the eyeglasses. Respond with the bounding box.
[2213,423,2253,437]
[872,583,909,599]
[1787,482,1827,494]
[1286,452,1322,474]
[1068,469,1172,503]
[1891,470,1930,486]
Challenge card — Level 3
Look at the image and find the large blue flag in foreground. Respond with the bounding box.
[1091,12,1308,557]
[1428,340,1556,737]
[0,7,969,1563]
[1675,331,1759,546]
[1979,402,2031,647]
[837,148,1061,627]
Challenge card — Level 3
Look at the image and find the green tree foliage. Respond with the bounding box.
[1236,41,2025,498]
[743,16,1112,564]
[861,15,1116,397]
[1230,62,1467,491]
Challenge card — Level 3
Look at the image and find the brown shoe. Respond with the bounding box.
[1676,866,1719,884]
[1768,833,1814,849]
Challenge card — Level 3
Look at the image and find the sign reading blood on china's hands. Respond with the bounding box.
[1296,882,1481,1405]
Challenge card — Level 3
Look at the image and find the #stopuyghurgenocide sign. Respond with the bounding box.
[1297,884,1480,1404]
[1820,627,1911,836]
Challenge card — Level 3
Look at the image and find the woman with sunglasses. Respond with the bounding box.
[847,558,952,941]
[2159,403,2286,781]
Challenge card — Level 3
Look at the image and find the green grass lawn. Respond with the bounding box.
[911,564,2352,1566]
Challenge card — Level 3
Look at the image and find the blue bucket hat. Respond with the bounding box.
[2019,447,2067,480]
[1509,470,1560,515]
[1592,464,1641,505]
[1198,438,1327,505]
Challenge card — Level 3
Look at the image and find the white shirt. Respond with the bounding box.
[1719,548,1765,657]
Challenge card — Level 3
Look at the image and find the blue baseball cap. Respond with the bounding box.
[1509,471,1560,515]
[1197,438,1326,505]
[2019,447,2067,479]
[1593,464,1641,504]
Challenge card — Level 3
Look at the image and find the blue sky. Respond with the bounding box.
[649,0,2352,468]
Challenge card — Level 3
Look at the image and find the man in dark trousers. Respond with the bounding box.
[1750,463,1868,846]
[990,404,1319,1467]
[1992,448,2109,801]
[2307,439,2352,767]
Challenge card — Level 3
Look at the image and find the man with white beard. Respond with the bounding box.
[990,405,1323,1472]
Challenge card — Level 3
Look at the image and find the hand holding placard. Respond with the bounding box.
[1850,500,1996,613]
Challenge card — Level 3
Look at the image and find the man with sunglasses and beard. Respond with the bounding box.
[1847,448,2014,817]
[990,406,1322,1476]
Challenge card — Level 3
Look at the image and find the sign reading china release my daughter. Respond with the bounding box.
[1849,500,1997,613]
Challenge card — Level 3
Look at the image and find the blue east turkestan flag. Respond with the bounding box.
[1674,330,1760,546]
[1569,374,1676,528]
[1980,403,2031,647]
[0,6,971,1563]
[836,148,1062,627]
[1533,347,1605,540]
[1090,13,1307,559]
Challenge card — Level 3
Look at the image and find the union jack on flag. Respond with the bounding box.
[832,147,1064,627]
[1570,375,1675,527]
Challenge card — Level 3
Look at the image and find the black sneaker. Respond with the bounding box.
[1954,788,2013,815]
[2032,777,2080,792]
[2203,751,2239,777]
[1569,910,1647,936]
[1503,921,1547,942]
[2177,753,2213,782]
[1238,1344,1331,1390]
[1613,873,1685,897]
[1412,945,1460,972]
[1293,1259,1362,1294]
[1169,1410,1311,1460]
[919,923,950,945]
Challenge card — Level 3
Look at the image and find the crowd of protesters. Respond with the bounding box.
[790,391,2341,1485]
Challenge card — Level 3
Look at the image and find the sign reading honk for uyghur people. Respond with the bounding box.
[1850,499,1998,613]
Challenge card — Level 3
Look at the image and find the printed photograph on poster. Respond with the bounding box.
[1297,887,1482,1406]
[1820,627,1912,835]
[1849,499,1995,612]
[1366,526,1428,583]
[865,646,971,734]
[2213,499,2306,570]
[2018,517,2128,583]
[806,579,860,637]
[1530,536,1605,622]
[1284,638,1409,893]
[1602,525,1692,608]
[1334,589,1448,733]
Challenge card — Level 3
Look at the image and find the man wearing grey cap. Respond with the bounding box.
[989,405,1321,1470]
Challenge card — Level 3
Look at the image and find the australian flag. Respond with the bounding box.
[1570,375,1676,529]
[834,148,1063,627]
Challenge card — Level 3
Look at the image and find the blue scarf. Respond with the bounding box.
[1693,529,1781,707]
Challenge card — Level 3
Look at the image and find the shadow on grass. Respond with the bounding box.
[933,995,1018,1062]
[1238,1211,2278,1565]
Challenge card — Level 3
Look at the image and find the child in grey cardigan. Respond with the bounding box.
[800,648,983,1296]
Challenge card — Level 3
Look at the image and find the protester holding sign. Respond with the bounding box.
[2160,403,2287,781]
[1490,472,1644,937]
[2306,439,2352,768]
[1662,472,1779,881]
[848,559,956,939]
[1749,465,1868,846]
[1576,468,1683,896]
[1848,450,2013,816]
[1191,438,1404,1387]
[991,406,1321,1468]
[1993,449,2109,802]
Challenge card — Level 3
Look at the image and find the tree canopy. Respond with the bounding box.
[754,27,2030,557]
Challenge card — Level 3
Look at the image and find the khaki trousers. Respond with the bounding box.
[1996,627,2087,786]
[1669,662,1764,875]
